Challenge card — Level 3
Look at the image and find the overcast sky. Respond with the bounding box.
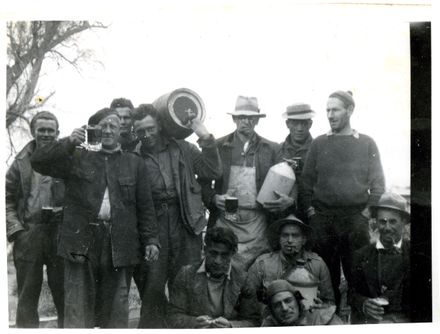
[5,1,432,191]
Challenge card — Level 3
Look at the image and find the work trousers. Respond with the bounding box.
[134,202,202,328]
[63,222,132,328]
[13,224,64,328]
[310,210,370,309]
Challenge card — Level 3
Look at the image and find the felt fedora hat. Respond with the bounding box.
[282,103,316,120]
[370,192,410,221]
[227,95,266,118]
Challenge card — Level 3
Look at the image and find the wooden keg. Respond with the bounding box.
[152,88,206,139]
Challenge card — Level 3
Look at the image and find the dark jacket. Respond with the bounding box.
[276,133,313,164]
[30,138,159,267]
[136,135,222,235]
[203,131,279,225]
[6,140,64,243]
[349,240,411,324]
[167,260,260,328]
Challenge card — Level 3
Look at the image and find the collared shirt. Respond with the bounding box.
[231,131,258,167]
[196,258,231,318]
[196,258,232,280]
[97,187,111,220]
[376,238,403,250]
[326,128,360,139]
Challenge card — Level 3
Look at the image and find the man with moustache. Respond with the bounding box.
[301,90,385,309]
[350,192,411,324]
[204,96,292,270]
[246,214,334,314]
[6,111,65,328]
[132,104,222,328]
[31,108,159,328]
[110,97,138,152]
[167,226,259,328]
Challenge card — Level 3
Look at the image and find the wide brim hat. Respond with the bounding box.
[282,103,316,120]
[268,214,312,246]
[369,192,410,221]
[227,95,266,118]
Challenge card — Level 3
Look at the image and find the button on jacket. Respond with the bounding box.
[31,138,159,267]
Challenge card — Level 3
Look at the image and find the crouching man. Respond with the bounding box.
[167,226,259,328]
[262,280,342,326]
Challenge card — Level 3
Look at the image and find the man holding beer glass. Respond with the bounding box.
[350,192,411,324]
[31,107,159,328]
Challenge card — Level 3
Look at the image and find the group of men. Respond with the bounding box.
[6,90,411,328]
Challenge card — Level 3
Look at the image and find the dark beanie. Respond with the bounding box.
[88,108,119,126]
[329,90,355,108]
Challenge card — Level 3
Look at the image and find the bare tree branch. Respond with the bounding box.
[6,20,107,131]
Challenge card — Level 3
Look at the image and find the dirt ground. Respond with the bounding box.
[7,254,142,328]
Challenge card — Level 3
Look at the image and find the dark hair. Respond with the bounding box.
[110,98,134,110]
[30,111,59,133]
[268,290,304,316]
[133,104,160,122]
[205,226,238,254]
[269,221,311,252]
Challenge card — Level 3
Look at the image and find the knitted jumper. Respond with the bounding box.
[301,133,385,211]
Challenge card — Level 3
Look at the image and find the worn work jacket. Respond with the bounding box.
[135,135,222,235]
[349,241,411,324]
[246,251,335,306]
[167,260,260,328]
[203,131,279,225]
[6,140,64,243]
[30,138,159,267]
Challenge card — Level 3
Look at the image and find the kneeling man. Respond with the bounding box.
[167,226,259,328]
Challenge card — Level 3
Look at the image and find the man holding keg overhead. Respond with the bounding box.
[110,97,138,152]
[203,96,294,270]
[132,103,222,328]
[300,90,385,310]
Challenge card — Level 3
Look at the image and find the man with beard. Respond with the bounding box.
[262,280,342,326]
[203,96,292,270]
[167,226,259,328]
[110,98,138,151]
[132,104,222,328]
[6,111,65,328]
[31,108,159,328]
[301,90,385,309]
[246,214,334,314]
[350,192,411,324]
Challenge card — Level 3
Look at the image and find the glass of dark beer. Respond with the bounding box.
[86,126,102,146]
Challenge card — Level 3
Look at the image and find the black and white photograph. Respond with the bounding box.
[1,0,435,330]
